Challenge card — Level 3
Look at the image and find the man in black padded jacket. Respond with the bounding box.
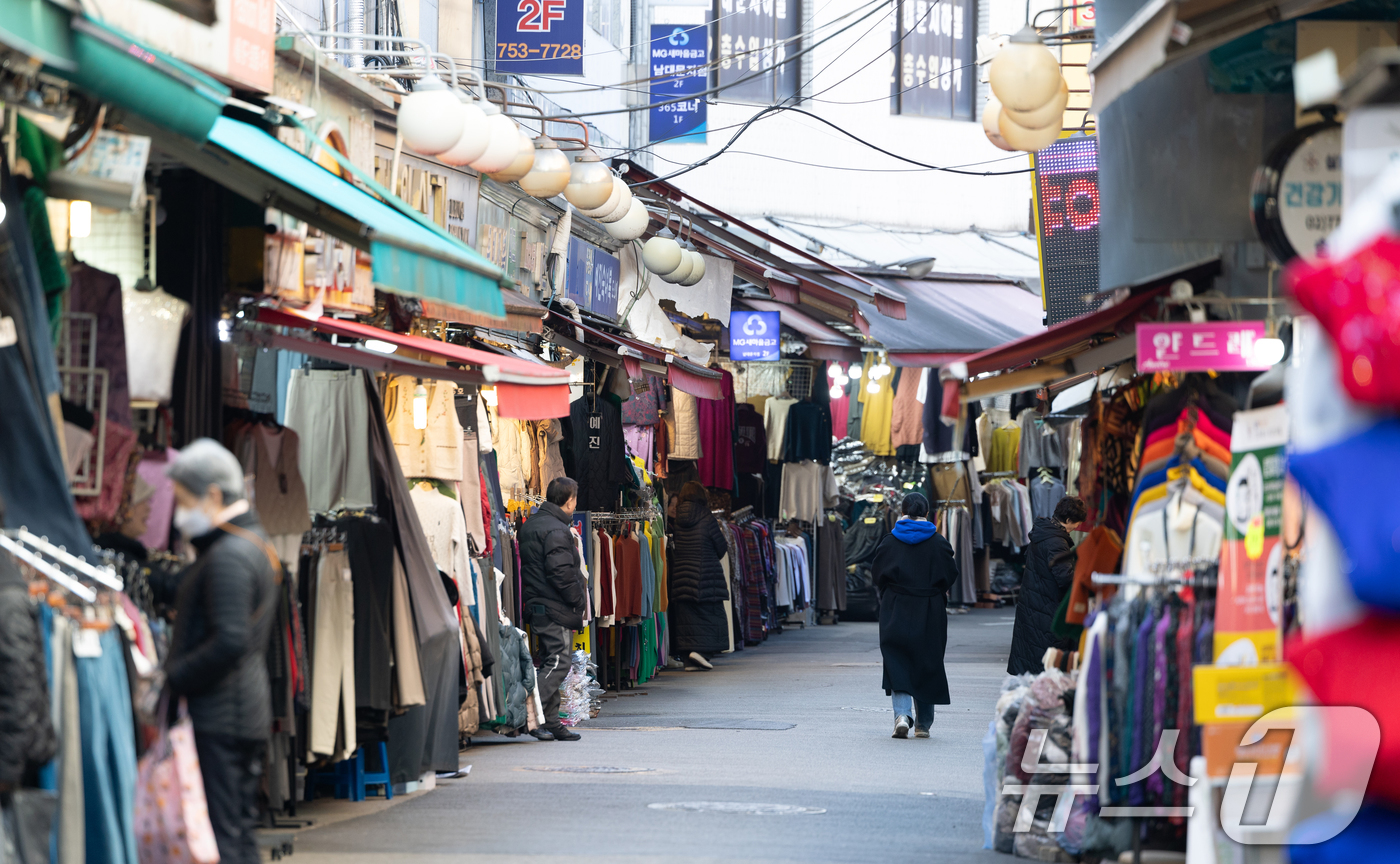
[519,476,586,741]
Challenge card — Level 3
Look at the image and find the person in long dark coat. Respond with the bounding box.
[667,482,730,670]
[872,493,957,739]
[1007,496,1087,675]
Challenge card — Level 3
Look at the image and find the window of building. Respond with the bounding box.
[590,0,625,50]
[890,0,976,120]
[715,0,801,104]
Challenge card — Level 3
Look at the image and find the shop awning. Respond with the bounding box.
[840,275,1045,366]
[422,288,546,334]
[258,308,569,419]
[54,16,229,144]
[737,298,862,363]
[1,0,76,71]
[140,116,509,325]
[955,257,1221,378]
[546,311,725,400]
[1087,0,1349,113]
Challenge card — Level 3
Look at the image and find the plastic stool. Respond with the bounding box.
[360,741,392,800]
[305,743,392,802]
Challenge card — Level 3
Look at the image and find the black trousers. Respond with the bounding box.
[534,621,572,729]
[194,731,265,864]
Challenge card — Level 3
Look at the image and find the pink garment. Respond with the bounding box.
[623,424,655,472]
[696,369,735,490]
[830,395,849,439]
[75,421,138,525]
[138,448,179,552]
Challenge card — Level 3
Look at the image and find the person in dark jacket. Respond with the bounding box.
[871,493,957,739]
[1007,496,1087,676]
[519,476,586,741]
[163,439,279,864]
[667,482,730,670]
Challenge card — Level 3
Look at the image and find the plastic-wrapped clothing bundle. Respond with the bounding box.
[557,650,595,726]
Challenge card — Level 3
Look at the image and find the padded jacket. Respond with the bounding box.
[1007,517,1078,675]
[0,551,57,787]
[519,502,587,629]
[166,509,279,741]
[667,500,730,604]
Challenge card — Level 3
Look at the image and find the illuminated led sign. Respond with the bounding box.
[1033,135,1100,325]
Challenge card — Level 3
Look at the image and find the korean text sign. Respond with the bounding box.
[730,311,780,361]
[649,24,708,144]
[496,0,584,74]
[1137,322,1271,372]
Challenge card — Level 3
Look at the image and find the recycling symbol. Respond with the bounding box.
[669,27,690,46]
[742,314,768,336]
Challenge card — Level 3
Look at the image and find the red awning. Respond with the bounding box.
[257,308,570,419]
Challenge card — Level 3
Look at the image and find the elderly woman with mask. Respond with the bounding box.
[162,439,280,864]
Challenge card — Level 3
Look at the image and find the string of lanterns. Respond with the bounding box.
[982,27,1069,153]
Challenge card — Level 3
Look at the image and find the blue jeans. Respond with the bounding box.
[892,692,935,731]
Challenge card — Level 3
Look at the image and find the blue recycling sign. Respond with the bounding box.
[729,310,780,361]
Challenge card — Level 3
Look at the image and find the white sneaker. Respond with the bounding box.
[892,716,912,739]
[688,652,714,670]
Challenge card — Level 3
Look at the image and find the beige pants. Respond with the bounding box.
[310,550,356,760]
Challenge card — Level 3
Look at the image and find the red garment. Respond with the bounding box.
[479,469,493,557]
[1287,235,1400,408]
[697,369,735,490]
[597,528,614,618]
[1286,614,1400,806]
[614,534,643,618]
[1174,606,1193,808]
[830,394,849,439]
[1192,409,1231,451]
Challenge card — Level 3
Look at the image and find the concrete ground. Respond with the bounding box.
[284,608,1018,863]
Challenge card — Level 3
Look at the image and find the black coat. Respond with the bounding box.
[564,393,630,512]
[872,525,956,705]
[0,551,57,787]
[667,500,730,655]
[166,509,278,741]
[519,502,587,629]
[1007,517,1078,675]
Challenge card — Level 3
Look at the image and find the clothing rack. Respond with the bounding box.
[730,505,754,521]
[0,533,97,602]
[10,528,123,591]
[980,471,1017,478]
[588,508,660,523]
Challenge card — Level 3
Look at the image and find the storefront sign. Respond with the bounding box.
[565,236,622,319]
[1033,135,1100,325]
[1251,121,1342,262]
[1137,322,1272,373]
[716,0,800,102]
[649,24,708,144]
[1214,405,1288,664]
[475,195,547,292]
[99,0,275,92]
[889,0,975,120]
[495,0,584,74]
[729,311,780,361]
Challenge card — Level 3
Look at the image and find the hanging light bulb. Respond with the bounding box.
[848,362,863,380]
[988,27,1063,112]
[660,247,695,283]
[827,364,841,379]
[517,136,571,198]
[829,384,844,399]
[481,387,498,407]
[606,198,651,241]
[563,148,615,210]
[680,251,707,286]
[998,108,1062,152]
[412,381,429,430]
[468,102,519,174]
[866,380,880,394]
[487,128,537,183]
[437,92,491,166]
[641,230,682,275]
[1004,77,1069,130]
[983,96,1016,152]
[69,200,91,239]
[398,75,465,156]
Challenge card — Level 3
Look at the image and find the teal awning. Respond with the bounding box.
[138,115,508,323]
[0,0,75,70]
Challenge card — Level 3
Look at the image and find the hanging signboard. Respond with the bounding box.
[649,24,708,144]
[1215,403,1289,665]
[565,236,622,319]
[495,0,584,74]
[1251,121,1341,263]
[1137,322,1272,372]
[729,310,780,361]
[1032,135,1100,325]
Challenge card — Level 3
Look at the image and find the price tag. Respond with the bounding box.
[863,517,878,524]
[903,482,915,489]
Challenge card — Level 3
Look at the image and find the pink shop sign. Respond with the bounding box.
[1136,322,1271,372]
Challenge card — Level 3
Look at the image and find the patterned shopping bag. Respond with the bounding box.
[134,701,219,864]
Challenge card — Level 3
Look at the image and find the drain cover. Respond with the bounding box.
[522,766,657,774]
[648,802,826,815]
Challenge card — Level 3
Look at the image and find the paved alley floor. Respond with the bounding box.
[288,608,1017,864]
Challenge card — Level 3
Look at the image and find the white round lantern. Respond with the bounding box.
[468,103,520,173]
[564,148,615,210]
[517,136,571,198]
[680,251,706,286]
[398,76,465,156]
[988,27,1063,112]
[488,128,537,183]
[661,249,695,283]
[641,232,682,275]
[983,96,1016,152]
[605,198,651,240]
[437,94,491,166]
[999,108,1061,152]
[1004,77,1069,130]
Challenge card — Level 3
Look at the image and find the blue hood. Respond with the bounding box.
[892,519,938,544]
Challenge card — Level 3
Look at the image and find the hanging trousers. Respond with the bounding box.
[76,629,137,864]
[310,549,356,759]
[194,732,265,864]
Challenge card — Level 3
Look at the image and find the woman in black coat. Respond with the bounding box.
[871,493,958,739]
[667,482,730,670]
[1007,496,1087,675]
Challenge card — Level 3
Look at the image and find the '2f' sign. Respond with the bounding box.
[517,0,566,31]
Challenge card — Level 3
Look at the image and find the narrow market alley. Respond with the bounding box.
[286,613,1013,863]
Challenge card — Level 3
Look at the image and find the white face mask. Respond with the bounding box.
[174,506,214,540]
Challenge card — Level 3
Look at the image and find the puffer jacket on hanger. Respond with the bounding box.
[0,551,57,787]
